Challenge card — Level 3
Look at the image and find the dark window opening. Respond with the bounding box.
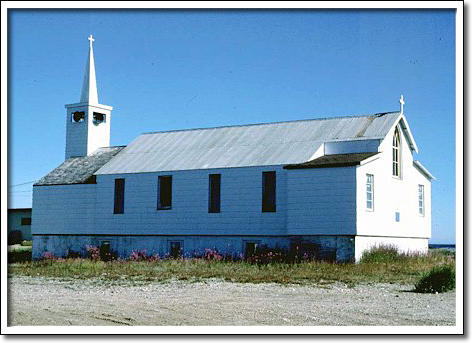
[21,217,32,226]
[114,178,125,214]
[100,241,111,261]
[158,176,172,209]
[170,241,182,258]
[72,111,85,123]
[208,174,221,213]
[245,242,259,259]
[93,112,106,124]
[262,171,276,212]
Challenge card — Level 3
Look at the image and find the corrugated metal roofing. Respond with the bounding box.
[96,112,401,175]
[35,146,125,186]
[284,152,379,169]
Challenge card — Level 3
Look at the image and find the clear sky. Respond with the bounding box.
[7,9,456,243]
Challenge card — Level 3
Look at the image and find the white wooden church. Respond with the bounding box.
[32,36,434,262]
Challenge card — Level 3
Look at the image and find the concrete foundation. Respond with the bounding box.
[32,234,356,262]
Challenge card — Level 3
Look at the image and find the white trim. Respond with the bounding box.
[413,160,436,180]
[65,102,114,111]
[388,114,418,154]
[359,152,381,166]
[398,115,419,153]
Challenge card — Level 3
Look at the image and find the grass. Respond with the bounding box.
[414,265,455,293]
[8,247,455,286]
[7,244,32,253]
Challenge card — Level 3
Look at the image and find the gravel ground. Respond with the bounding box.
[7,275,455,326]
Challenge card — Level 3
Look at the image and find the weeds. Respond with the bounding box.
[414,265,455,293]
[7,245,455,287]
[8,251,454,287]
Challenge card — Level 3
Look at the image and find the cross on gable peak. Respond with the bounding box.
[399,94,405,114]
[88,34,95,48]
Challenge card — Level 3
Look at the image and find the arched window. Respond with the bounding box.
[392,128,401,177]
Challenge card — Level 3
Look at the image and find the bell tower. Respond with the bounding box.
[65,35,113,159]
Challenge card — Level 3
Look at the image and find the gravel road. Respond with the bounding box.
[7,275,455,326]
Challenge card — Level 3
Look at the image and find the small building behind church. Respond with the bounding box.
[8,208,32,244]
[32,36,435,262]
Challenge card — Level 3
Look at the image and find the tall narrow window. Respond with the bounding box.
[114,178,125,214]
[158,176,172,210]
[393,128,401,177]
[419,184,424,216]
[262,171,276,212]
[209,174,221,213]
[366,174,374,210]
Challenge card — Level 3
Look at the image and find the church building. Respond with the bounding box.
[32,36,434,262]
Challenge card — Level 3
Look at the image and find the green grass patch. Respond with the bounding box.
[360,244,410,263]
[414,265,455,293]
[8,248,455,286]
[8,244,32,253]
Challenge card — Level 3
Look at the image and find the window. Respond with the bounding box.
[419,185,425,216]
[208,174,221,213]
[395,212,400,222]
[21,217,32,225]
[113,178,125,214]
[169,241,182,258]
[244,241,260,259]
[366,174,374,210]
[100,241,112,261]
[72,111,85,122]
[393,128,401,177]
[262,171,276,212]
[158,176,172,210]
[93,112,106,124]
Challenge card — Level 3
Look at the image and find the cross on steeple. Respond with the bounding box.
[399,94,405,114]
[88,34,94,48]
[80,34,98,104]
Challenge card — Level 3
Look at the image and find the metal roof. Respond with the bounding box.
[96,112,402,175]
[284,152,379,169]
[35,146,125,186]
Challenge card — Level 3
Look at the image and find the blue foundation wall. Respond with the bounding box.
[33,235,355,262]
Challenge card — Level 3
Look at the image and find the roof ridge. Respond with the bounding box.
[141,111,401,135]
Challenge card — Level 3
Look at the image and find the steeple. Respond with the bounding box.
[64,35,113,160]
[80,35,99,104]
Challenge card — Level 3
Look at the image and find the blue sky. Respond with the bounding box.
[7,9,456,243]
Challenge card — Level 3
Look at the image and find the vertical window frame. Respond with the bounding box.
[393,128,401,178]
[418,184,425,216]
[158,175,173,210]
[113,178,125,214]
[262,171,276,213]
[366,174,374,211]
[395,212,401,222]
[208,174,221,213]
